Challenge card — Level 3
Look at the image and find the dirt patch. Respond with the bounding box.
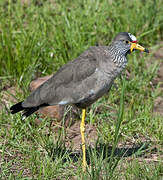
[0,85,22,112]
[153,46,163,115]
[65,121,97,151]
[154,96,163,115]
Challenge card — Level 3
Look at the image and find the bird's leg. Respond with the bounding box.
[80,108,86,171]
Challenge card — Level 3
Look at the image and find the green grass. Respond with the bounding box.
[0,0,163,179]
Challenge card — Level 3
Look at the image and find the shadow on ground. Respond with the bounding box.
[48,142,150,164]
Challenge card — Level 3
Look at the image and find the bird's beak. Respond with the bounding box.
[130,42,149,53]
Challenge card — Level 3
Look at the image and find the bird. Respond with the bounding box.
[10,32,149,171]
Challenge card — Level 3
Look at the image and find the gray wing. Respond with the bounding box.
[22,47,98,108]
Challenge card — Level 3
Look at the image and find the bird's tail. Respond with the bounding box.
[10,101,39,119]
[10,101,24,114]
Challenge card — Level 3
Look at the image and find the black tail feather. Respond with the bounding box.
[22,107,39,118]
[10,101,24,114]
[10,101,38,118]
[10,102,49,119]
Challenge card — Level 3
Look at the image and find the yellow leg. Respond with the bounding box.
[80,108,86,171]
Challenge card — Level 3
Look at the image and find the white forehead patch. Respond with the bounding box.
[128,33,137,41]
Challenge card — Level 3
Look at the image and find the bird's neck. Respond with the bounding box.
[109,45,128,69]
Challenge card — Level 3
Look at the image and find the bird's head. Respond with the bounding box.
[112,32,149,55]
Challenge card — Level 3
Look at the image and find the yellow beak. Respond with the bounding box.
[130,43,149,53]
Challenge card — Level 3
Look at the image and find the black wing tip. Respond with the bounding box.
[22,107,39,118]
[10,101,24,114]
[10,102,48,117]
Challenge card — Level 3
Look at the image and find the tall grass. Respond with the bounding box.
[0,0,162,82]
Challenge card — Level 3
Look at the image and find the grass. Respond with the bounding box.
[0,0,163,179]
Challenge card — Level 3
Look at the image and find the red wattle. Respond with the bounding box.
[132,41,137,43]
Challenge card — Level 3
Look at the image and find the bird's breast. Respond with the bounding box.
[75,69,115,108]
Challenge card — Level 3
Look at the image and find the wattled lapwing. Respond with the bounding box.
[10,32,149,170]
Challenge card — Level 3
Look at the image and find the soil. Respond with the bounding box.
[153,46,163,115]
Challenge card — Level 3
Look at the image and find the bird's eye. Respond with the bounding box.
[125,41,129,44]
